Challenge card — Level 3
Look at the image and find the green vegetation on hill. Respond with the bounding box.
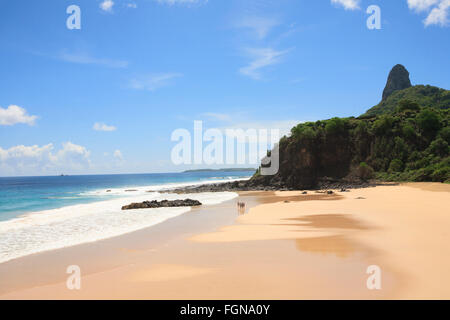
[287,101,449,183]
[288,98,450,182]
[249,66,450,189]
[363,85,450,117]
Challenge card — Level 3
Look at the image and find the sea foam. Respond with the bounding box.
[0,190,238,264]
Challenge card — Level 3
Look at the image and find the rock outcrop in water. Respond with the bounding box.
[382,64,412,101]
[122,199,202,210]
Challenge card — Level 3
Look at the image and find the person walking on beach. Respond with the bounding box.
[237,201,244,215]
[237,201,246,215]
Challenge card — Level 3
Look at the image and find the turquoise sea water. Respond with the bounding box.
[0,171,253,263]
[0,171,253,221]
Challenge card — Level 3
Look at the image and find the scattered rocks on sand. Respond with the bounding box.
[355,197,366,200]
[162,180,382,195]
[122,199,202,210]
[314,190,334,194]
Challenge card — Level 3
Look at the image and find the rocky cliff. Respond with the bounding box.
[247,65,450,189]
[382,64,412,101]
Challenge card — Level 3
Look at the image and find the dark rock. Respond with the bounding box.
[106,190,111,192]
[162,179,379,194]
[161,66,444,192]
[122,199,202,210]
[382,64,412,101]
[327,190,334,194]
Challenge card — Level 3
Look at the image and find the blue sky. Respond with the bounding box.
[0,0,449,176]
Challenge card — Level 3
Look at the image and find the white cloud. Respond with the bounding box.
[93,122,117,132]
[332,0,449,27]
[408,0,440,11]
[55,142,91,167]
[100,0,114,12]
[0,142,91,176]
[126,2,137,8]
[424,0,450,26]
[113,149,123,160]
[239,48,289,80]
[129,73,183,91]
[331,0,361,10]
[59,51,128,68]
[407,0,450,26]
[235,16,280,39]
[0,144,54,164]
[0,105,38,126]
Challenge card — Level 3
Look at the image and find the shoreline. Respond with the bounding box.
[164,177,400,194]
[0,175,254,265]
[0,191,261,297]
[0,176,252,219]
[1,182,449,299]
[0,191,240,265]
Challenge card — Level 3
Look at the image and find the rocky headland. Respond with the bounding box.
[170,64,449,193]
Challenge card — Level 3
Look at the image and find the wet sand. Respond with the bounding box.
[1,183,449,299]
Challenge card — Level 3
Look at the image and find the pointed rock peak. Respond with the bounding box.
[382,64,412,101]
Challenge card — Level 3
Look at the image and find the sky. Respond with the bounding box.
[0,0,449,176]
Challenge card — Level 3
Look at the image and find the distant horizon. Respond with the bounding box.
[0,167,257,179]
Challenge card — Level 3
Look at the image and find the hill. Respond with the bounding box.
[363,85,450,117]
[249,65,450,189]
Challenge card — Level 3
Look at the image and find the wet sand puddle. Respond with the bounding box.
[276,214,371,258]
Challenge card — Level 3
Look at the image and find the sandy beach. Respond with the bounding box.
[1,183,449,299]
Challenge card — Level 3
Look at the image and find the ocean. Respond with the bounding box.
[0,170,253,264]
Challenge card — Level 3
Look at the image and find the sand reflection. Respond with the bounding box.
[277,214,370,258]
[282,214,370,230]
[295,235,358,258]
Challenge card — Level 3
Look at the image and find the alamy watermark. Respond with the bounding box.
[366,265,382,290]
[171,121,280,175]
[66,265,81,290]
[66,5,81,30]
[367,5,381,30]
